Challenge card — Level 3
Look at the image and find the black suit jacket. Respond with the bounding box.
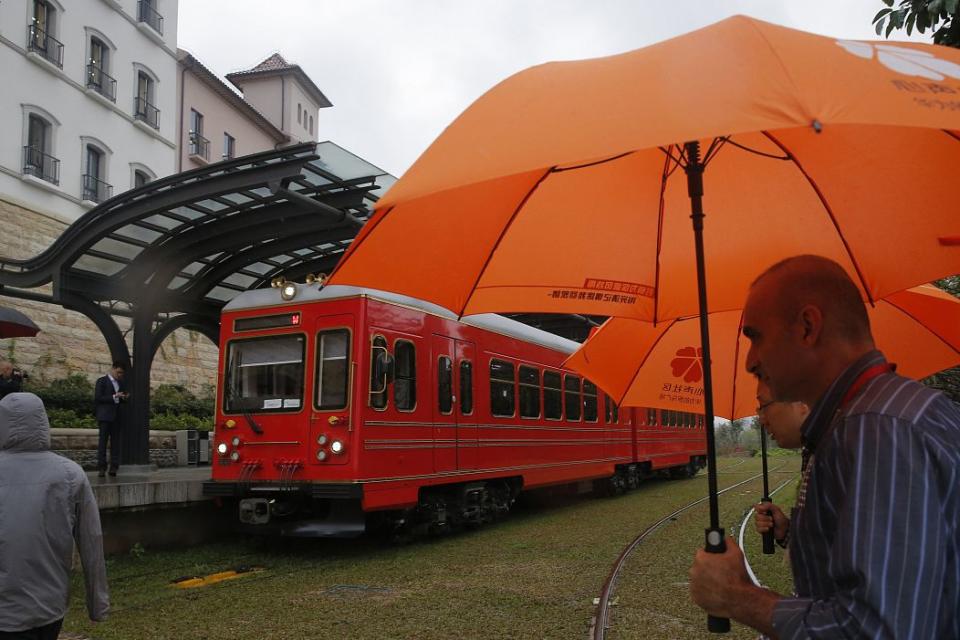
[94,375,126,423]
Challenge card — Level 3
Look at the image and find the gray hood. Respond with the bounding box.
[0,392,50,452]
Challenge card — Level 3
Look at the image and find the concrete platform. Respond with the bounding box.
[87,465,212,510]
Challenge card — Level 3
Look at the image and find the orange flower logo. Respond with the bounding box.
[670,346,703,383]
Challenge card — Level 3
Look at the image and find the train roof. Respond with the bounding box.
[224,284,581,355]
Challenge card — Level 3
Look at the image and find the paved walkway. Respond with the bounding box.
[86,466,212,510]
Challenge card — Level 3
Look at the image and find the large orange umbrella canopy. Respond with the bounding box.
[562,285,960,420]
[330,15,960,320]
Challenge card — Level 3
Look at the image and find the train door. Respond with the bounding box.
[430,335,475,473]
[311,314,354,467]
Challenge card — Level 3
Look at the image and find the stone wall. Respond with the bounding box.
[50,427,210,469]
[0,196,219,394]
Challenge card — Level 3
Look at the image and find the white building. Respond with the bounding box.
[0,0,179,223]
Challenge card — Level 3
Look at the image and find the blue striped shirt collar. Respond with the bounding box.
[800,349,887,452]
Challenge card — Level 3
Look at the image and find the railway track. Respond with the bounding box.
[588,465,793,640]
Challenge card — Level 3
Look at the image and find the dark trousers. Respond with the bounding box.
[97,419,121,470]
[0,619,63,639]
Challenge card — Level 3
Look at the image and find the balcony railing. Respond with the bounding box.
[188,132,210,160]
[86,64,117,102]
[27,24,64,68]
[22,146,60,185]
[134,96,160,129]
[137,1,164,35]
[82,174,113,203]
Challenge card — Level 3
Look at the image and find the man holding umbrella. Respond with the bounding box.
[689,255,960,639]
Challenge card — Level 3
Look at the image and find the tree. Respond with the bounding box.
[873,0,960,47]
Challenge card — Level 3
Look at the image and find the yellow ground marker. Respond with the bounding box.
[171,566,264,589]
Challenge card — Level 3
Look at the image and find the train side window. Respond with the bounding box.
[583,380,598,423]
[604,395,613,423]
[438,356,453,415]
[460,361,473,415]
[612,400,619,423]
[685,412,693,428]
[316,329,349,410]
[518,365,540,418]
[394,340,416,411]
[490,359,515,417]
[369,335,389,410]
[543,370,562,420]
[647,408,657,427]
[564,374,581,421]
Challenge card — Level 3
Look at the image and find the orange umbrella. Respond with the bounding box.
[563,284,960,420]
[328,18,960,628]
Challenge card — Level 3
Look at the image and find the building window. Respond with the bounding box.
[297,103,302,124]
[394,340,416,411]
[23,114,59,185]
[86,36,116,102]
[187,109,209,160]
[133,170,150,188]
[82,144,112,203]
[134,71,159,129]
[459,361,473,416]
[28,1,64,68]
[490,359,515,418]
[137,0,164,35]
[309,115,314,135]
[222,133,235,160]
[518,365,540,419]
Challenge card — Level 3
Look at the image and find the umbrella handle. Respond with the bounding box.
[760,498,775,555]
[705,527,731,633]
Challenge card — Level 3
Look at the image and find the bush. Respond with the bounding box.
[149,412,213,432]
[46,408,98,429]
[25,373,95,418]
[151,384,214,419]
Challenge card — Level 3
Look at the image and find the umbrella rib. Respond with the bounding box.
[761,131,876,306]
[885,297,960,356]
[722,137,789,161]
[653,150,674,325]
[729,310,747,421]
[457,167,556,318]
[554,151,635,173]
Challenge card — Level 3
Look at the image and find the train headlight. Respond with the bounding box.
[316,449,327,461]
[280,282,298,301]
[317,434,328,446]
[231,436,241,447]
[217,443,228,456]
[330,440,344,455]
[230,451,240,462]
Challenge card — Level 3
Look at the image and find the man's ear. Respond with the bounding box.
[796,304,823,346]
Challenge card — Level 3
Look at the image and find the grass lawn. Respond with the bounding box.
[65,454,800,639]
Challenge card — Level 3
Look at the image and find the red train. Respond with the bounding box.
[203,284,707,536]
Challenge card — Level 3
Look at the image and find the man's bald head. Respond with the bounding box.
[752,255,873,346]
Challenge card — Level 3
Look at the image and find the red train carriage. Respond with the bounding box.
[203,284,706,536]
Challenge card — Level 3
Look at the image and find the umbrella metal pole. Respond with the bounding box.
[760,426,775,554]
[684,140,730,634]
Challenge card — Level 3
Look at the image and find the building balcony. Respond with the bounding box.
[22,146,60,186]
[134,96,160,130]
[188,132,210,162]
[27,24,64,69]
[86,64,117,102]
[82,174,114,204]
[137,1,164,36]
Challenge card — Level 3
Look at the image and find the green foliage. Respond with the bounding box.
[922,278,960,403]
[150,384,214,419]
[46,408,98,429]
[149,412,214,432]
[873,0,960,47]
[25,373,95,417]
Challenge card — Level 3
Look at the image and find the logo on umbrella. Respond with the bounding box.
[671,346,704,383]
[836,40,960,81]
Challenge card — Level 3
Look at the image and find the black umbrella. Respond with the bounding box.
[0,306,41,338]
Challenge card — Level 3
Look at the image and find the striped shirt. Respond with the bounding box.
[772,350,960,639]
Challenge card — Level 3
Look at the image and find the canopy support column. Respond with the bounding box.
[122,306,155,468]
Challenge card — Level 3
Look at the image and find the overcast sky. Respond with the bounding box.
[179,1,923,178]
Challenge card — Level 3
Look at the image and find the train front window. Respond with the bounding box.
[224,335,305,413]
[316,329,349,410]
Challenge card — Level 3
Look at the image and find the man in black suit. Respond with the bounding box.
[94,361,128,477]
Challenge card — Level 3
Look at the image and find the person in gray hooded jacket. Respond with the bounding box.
[0,392,109,638]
